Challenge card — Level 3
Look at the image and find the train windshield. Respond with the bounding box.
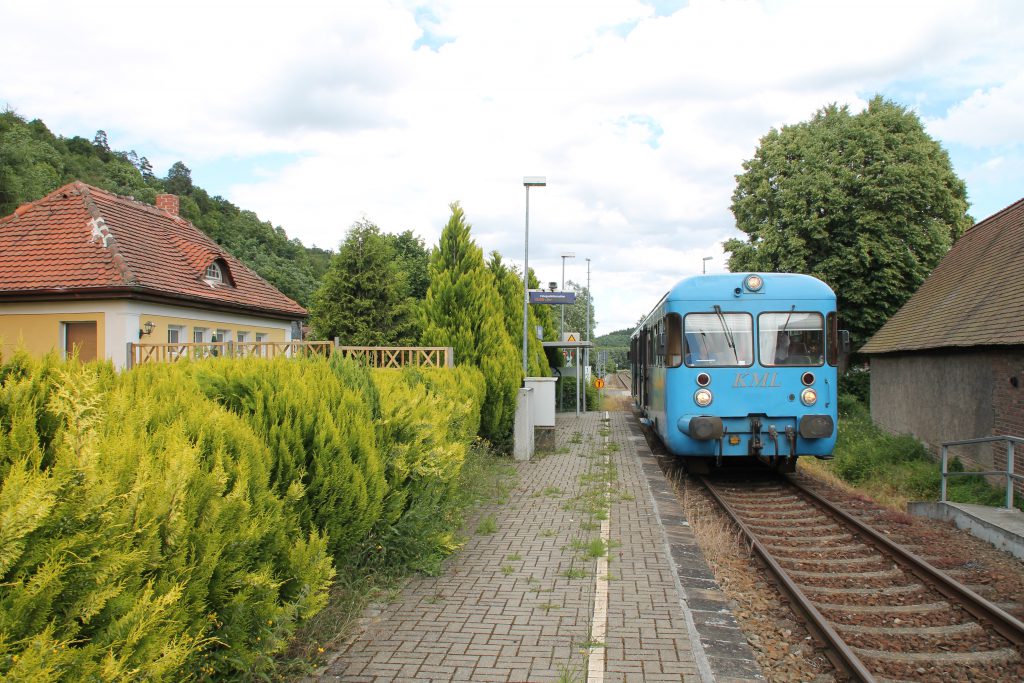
[683,313,753,367]
[759,311,825,366]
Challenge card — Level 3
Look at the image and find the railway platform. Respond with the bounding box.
[311,410,763,682]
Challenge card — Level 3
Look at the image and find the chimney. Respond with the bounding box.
[155,193,179,216]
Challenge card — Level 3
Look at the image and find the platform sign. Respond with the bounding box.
[594,378,605,389]
[562,332,580,343]
[529,290,577,305]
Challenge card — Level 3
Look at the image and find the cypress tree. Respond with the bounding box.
[487,252,550,377]
[420,203,520,448]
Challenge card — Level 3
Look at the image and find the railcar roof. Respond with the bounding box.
[666,273,835,301]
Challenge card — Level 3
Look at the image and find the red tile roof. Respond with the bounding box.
[861,197,1024,354]
[0,182,306,318]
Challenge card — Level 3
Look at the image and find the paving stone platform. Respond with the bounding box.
[313,410,763,682]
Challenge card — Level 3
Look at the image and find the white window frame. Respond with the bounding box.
[204,262,223,284]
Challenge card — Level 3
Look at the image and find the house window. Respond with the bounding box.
[255,333,267,342]
[167,326,184,344]
[237,331,249,343]
[193,327,208,343]
[215,329,230,343]
[204,262,223,284]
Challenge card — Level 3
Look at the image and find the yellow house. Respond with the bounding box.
[0,182,307,369]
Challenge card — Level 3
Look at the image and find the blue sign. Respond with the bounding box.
[529,291,577,305]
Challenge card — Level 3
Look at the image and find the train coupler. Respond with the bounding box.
[747,417,763,456]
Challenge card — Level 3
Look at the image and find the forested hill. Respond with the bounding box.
[0,110,331,306]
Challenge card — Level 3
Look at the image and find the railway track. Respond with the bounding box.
[699,474,1024,682]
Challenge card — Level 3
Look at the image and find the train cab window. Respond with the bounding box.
[665,313,683,367]
[683,313,753,367]
[759,312,824,366]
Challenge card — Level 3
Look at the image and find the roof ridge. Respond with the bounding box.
[80,184,138,285]
[965,195,1024,234]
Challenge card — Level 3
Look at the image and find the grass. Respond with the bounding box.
[476,514,498,535]
[501,564,515,575]
[562,567,589,579]
[805,394,1018,511]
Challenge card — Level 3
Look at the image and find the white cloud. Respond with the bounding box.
[4,0,1024,333]
[928,74,1024,148]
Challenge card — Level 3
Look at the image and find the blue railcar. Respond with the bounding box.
[631,273,845,472]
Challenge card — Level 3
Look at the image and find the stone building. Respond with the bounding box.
[861,197,1024,485]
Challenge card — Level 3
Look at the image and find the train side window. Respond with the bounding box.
[665,313,682,367]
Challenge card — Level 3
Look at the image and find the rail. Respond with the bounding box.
[940,435,1024,508]
[127,341,453,369]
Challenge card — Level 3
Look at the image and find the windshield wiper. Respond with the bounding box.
[713,305,739,363]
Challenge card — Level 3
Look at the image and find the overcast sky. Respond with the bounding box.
[3,0,1023,335]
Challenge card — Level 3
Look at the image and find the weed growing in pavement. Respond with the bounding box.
[562,567,589,579]
[583,539,607,559]
[539,602,561,613]
[579,521,599,531]
[501,564,515,575]
[542,486,564,497]
[539,528,556,537]
[476,514,498,535]
[506,553,522,561]
[556,662,585,683]
[570,431,583,444]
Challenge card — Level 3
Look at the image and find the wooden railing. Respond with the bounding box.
[127,341,452,369]
[334,346,453,368]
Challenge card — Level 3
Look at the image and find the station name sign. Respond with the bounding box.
[528,290,577,305]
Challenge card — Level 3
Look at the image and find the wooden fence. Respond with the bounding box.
[127,341,453,369]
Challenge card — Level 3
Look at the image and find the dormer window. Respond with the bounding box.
[204,261,223,284]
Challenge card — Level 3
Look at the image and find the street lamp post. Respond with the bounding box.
[559,252,574,413]
[702,256,713,274]
[522,176,546,379]
[559,252,574,340]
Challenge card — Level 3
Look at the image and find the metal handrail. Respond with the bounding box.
[941,435,1024,508]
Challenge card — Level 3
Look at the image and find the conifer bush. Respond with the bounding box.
[1,352,486,680]
[365,366,485,572]
[0,355,334,681]
[192,356,385,562]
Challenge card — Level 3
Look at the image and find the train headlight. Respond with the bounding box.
[694,388,713,407]
[744,274,764,292]
[800,387,818,406]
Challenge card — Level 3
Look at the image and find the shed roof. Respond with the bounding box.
[861,197,1024,354]
[0,181,306,319]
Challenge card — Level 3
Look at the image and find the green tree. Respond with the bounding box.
[420,204,519,448]
[0,111,64,215]
[563,279,596,342]
[308,221,417,344]
[387,229,431,300]
[726,96,972,348]
[487,252,550,377]
[164,161,192,195]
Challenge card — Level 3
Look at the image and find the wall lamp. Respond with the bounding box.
[139,320,155,338]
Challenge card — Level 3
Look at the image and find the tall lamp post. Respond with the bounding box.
[559,252,575,340]
[522,176,546,378]
[702,256,713,274]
